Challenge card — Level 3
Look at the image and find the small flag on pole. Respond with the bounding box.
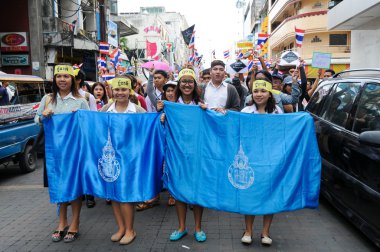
[188,31,195,49]
[247,60,254,71]
[236,49,243,59]
[295,27,305,47]
[99,42,109,55]
[102,73,115,81]
[223,50,230,59]
[257,34,269,49]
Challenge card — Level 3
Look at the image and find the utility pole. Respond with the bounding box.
[99,0,106,42]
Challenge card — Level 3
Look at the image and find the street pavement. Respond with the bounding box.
[0,160,378,252]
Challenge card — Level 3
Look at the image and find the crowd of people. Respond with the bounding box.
[33,57,334,246]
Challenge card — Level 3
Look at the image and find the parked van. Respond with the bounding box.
[0,73,50,173]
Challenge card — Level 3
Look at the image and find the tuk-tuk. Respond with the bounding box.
[0,73,50,173]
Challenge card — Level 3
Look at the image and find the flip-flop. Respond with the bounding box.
[170,230,188,241]
[51,226,69,242]
[63,231,79,243]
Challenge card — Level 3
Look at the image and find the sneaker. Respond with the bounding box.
[241,232,252,244]
[261,236,272,246]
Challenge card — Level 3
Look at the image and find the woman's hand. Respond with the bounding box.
[160,113,166,124]
[42,109,54,117]
[212,107,226,114]
[199,103,208,110]
[157,100,164,112]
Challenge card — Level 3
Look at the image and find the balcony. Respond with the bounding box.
[269,11,328,50]
[42,17,74,47]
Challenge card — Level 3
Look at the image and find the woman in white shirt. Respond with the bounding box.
[240,80,283,246]
[101,77,145,245]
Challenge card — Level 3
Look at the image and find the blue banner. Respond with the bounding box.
[44,110,165,203]
[163,102,321,215]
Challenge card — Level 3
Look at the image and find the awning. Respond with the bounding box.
[110,15,139,37]
[0,73,44,83]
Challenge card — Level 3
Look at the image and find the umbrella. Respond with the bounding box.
[141,61,171,72]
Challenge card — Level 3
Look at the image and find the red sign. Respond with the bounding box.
[0,32,29,52]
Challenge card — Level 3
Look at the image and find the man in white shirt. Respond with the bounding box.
[202,60,240,112]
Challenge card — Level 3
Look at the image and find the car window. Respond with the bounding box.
[322,82,360,128]
[306,83,333,116]
[352,82,380,133]
[11,83,44,105]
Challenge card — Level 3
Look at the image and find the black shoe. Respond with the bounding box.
[86,195,96,208]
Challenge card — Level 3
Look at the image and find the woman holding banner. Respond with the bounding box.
[34,64,89,243]
[161,68,207,242]
[240,79,284,246]
[100,76,146,245]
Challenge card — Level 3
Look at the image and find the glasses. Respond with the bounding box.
[180,80,194,85]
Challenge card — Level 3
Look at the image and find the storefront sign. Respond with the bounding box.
[1,54,30,66]
[237,41,253,49]
[0,32,29,52]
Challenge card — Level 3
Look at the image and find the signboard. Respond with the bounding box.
[237,41,253,49]
[0,32,29,52]
[108,21,118,47]
[226,60,249,74]
[279,51,299,66]
[144,26,162,60]
[1,54,30,66]
[312,52,332,69]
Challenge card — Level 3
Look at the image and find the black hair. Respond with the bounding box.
[249,92,277,114]
[325,69,335,75]
[175,68,201,104]
[51,64,81,105]
[201,68,210,76]
[255,70,273,83]
[154,70,168,79]
[211,60,225,68]
[91,82,108,105]
[75,69,86,87]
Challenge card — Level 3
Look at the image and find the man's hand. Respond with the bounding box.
[157,100,164,112]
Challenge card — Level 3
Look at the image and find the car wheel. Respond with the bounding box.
[18,144,36,173]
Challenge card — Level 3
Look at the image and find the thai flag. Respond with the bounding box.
[73,63,83,70]
[295,27,305,47]
[236,49,243,59]
[188,31,195,49]
[99,42,109,55]
[188,53,194,62]
[212,50,215,59]
[247,60,254,71]
[102,73,115,81]
[110,48,121,67]
[257,34,269,49]
[195,55,203,66]
[223,50,230,59]
[97,57,107,70]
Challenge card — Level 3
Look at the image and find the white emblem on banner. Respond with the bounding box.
[98,129,120,182]
[228,144,254,189]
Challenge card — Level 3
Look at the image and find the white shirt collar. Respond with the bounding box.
[208,81,227,89]
[107,101,137,113]
[57,92,77,100]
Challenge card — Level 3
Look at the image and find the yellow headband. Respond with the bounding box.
[178,68,196,81]
[252,80,273,93]
[54,65,75,76]
[111,77,132,90]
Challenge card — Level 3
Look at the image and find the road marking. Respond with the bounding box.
[0,185,44,190]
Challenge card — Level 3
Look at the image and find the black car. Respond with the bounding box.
[305,69,380,248]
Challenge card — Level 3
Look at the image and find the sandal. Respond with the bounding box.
[51,226,69,242]
[168,195,176,206]
[136,198,160,211]
[64,231,79,243]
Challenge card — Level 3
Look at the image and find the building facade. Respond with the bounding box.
[328,0,380,68]
[267,0,351,77]
[120,7,190,70]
